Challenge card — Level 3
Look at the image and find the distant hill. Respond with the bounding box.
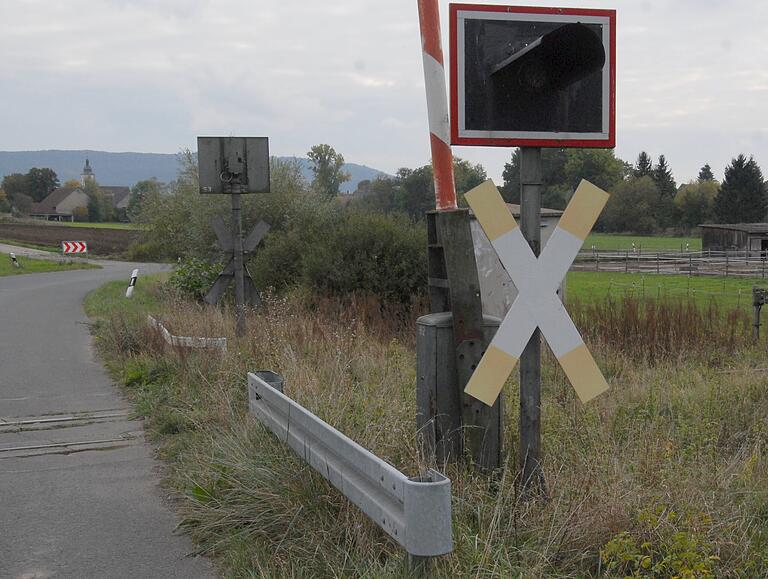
[0,150,389,193]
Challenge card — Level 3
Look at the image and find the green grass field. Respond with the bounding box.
[567,270,762,310]
[0,252,100,276]
[583,233,701,251]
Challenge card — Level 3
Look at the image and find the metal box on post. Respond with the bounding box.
[198,136,270,194]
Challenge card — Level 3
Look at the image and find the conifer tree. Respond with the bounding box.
[633,151,653,178]
[714,154,767,223]
[652,155,678,228]
[698,163,715,182]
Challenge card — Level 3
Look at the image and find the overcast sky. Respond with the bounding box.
[0,0,766,185]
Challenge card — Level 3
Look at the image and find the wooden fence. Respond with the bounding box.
[574,249,768,278]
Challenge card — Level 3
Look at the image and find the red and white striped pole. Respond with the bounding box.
[417,0,457,211]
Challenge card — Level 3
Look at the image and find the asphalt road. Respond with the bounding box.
[0,255,216,578]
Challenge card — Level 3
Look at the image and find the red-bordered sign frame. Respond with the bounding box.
[449,4,616,148]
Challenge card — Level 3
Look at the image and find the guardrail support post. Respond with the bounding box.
[406,554,431,577]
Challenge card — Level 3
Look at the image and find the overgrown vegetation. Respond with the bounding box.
[97,146,768,576]
[133,154,427,304]
[86,274,768,577]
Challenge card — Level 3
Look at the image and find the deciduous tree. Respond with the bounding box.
[1,173,28,199]
[26,167,59,202]
[454,158,487,199]
[600,176,659,233]
[564,149,625,193]
[502,148,624,210]
[675,179,718,228]
[10,193,33,215]
[307,144,350,198]
[127,178,163,222]
[501,148,568,205]
[0,189,10,213]
[84,180,108,222]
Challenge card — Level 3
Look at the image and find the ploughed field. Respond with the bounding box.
[0,223,139,256]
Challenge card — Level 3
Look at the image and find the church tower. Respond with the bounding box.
[81,158,95,186]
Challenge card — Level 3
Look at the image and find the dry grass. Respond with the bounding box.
[90,285,768,577]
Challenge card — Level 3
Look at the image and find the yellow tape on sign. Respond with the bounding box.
[557,180,610,241]
[464,180,518,241]
[464,346,518,406]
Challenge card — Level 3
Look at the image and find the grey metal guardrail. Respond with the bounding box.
[147,315,227,352]
[247,372,453,558]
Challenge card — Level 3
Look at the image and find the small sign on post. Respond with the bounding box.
[197,136,271,337]
[62,241,88,255]
[198,137,270,194]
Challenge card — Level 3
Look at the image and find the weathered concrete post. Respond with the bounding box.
[417,312,501,466]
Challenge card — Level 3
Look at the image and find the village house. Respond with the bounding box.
[29,159,131,221]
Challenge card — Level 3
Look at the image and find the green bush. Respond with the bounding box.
[168,258,221,300]
[248,229,306,291]
[302,212,426,303]
[126,240,165,261]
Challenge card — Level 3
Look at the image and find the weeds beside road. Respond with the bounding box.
[86,278,768,577]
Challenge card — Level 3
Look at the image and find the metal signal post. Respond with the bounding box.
[231,190,246,336]
[197,136,271,338]
[519,147,544,495]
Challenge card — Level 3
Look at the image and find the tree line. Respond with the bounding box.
[343,146,767,234]
[2,145,766,234]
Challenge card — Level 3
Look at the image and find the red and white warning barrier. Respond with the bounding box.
[417,0,457,211]
[62,241,88,254]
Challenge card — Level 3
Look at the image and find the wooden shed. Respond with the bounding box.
[700,223,768,255]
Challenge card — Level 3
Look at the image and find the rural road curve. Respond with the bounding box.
[0,254,216,578]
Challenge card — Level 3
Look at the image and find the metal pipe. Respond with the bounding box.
[519,147,544,495]
[232,192,246,336]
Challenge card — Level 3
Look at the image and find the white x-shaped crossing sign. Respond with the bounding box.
[464,179,610,406]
